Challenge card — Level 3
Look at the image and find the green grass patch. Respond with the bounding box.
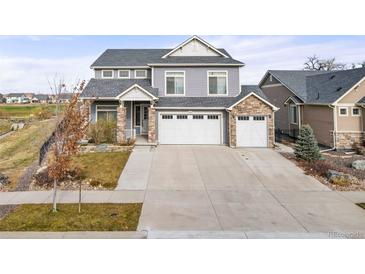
[70,151,130,189]
[357,203,365,210]
[0,119,56,189]
[0,104,59,118]
[0,203,142,231]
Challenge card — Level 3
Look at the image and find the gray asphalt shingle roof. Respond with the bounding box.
[81,79,158,98]
[91,49,243,67]
[357,96,365,104]
[267,68,365,104]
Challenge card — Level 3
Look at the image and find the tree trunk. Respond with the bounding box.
[78,182,82,213]
[52,179,58,212]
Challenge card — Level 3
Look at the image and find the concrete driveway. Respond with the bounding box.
[119,145,365,236]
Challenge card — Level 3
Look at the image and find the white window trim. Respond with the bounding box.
[118,70,130,79]
[290,104,298,124]
[207,70,228,96]
[101,70,114,79]
[134,69,147,79]
[95,105,117,121]
[352,107,361,117]
[164,71,186,96]
[339,107,348,117]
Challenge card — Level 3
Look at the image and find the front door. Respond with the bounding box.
[141,105,149,135]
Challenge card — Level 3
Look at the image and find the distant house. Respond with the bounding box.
[33,94,50,104]
[57,93,74,103]
[6,93,31,104]
[0,93,5,103]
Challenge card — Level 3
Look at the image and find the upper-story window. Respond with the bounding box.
[135,70,147,79]
[165,71,185,95]
[102,70,114,78]
[118,70,130,79]
[208,71,228,95]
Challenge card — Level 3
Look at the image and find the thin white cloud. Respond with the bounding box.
[0,55,94,93]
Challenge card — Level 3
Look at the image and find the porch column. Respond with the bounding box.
[117,101,126,144]
[81,99,93,124]
[148,104,156,143]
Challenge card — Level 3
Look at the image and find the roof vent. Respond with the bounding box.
[316,92,320,99]
[330,75,336,80]
[336,87,342,92]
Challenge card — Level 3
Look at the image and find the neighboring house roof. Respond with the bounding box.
[58,93,74,100]
[357,96,365,105]
[240,85,267,100]
[81,79,159,98]
[90,49,243,67]
[34,94,49,100]
[7,93,27,97]
[262,68,365,104]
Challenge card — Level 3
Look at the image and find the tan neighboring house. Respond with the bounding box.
[259,68,365,149]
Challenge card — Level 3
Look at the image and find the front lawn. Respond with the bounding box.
[70,151,131,189]
[0,104,58,118]
[0,203,142,231]
[0,120,11,134]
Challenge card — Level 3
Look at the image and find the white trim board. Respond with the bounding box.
[161,35,229,59]
[227,92,279,111]
[116,84,158,100]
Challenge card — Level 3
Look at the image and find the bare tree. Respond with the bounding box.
[304,55,346,71]
[47,79,88,212]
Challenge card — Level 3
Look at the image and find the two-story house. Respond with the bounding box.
[80,36,278,147]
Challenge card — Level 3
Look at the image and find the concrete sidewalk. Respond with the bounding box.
[116,146,154,190]
[0,190,145,205]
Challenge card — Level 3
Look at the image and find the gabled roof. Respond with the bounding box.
[357,96,365,105]
[34,94,50,100]
[80,79,158,98]
[7,93,27,97]
[161,35,229,58]
[261,68,365,104]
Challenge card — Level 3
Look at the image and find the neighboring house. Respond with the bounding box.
[80,36,278,147]
[6,93,31,104]
[57,93,73,103]
[259,68,365,149]
[0,93,5,103]
[33,94,50,104]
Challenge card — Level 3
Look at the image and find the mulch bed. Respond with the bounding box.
[281,152,365,191]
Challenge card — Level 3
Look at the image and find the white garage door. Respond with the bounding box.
[158,113,222,144]
[236,115,268,147]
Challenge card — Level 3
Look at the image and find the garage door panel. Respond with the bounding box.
[236,116,267,147]
[158,113,221,144]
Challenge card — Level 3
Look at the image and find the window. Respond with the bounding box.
[177,115,188,119]
[193,115,204,120]
[135,70,147,79]
[238,116,249,121]
[118,70,130,79]
[135,105,141,126]
[102,70,113,78]
[208,71,227,95]
[165,71,185,95]
[253,116,265,121]
[339,107,348,116]
[290,105,298,124]
[208,115,219,120]
[162,115,173,119]
[96,105,117,122]
[352,107,361,116]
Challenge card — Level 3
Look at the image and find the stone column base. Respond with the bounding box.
[148,106,156,143]
[335,132,364,149]
[117,105,126,144]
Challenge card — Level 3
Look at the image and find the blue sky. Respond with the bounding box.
[1,35,365,93]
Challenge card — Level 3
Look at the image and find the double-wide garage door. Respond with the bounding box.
[158,113,222,144]
[236,115,268,147]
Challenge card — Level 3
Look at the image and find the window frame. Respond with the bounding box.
[101,70,114,79]
[164,71,186,96]
[339,107,348,117]
[207,70,228,96]
[118,70,130,79]
[95,105,118,122]
[134,69,147,79]
[290,104,298,124]
[352,107,361,117]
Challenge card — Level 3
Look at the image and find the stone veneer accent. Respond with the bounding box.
[335,132,365,149]
[148,106,156,143]
[116,104,126,144]
[228,95,275,148]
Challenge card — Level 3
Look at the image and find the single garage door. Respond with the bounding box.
[236,115,267,147]
[158,113,222,144]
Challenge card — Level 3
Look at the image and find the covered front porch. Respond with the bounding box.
[84,84,158,144]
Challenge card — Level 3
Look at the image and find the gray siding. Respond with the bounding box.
[94,69,151,79]
[153,67,240,97]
